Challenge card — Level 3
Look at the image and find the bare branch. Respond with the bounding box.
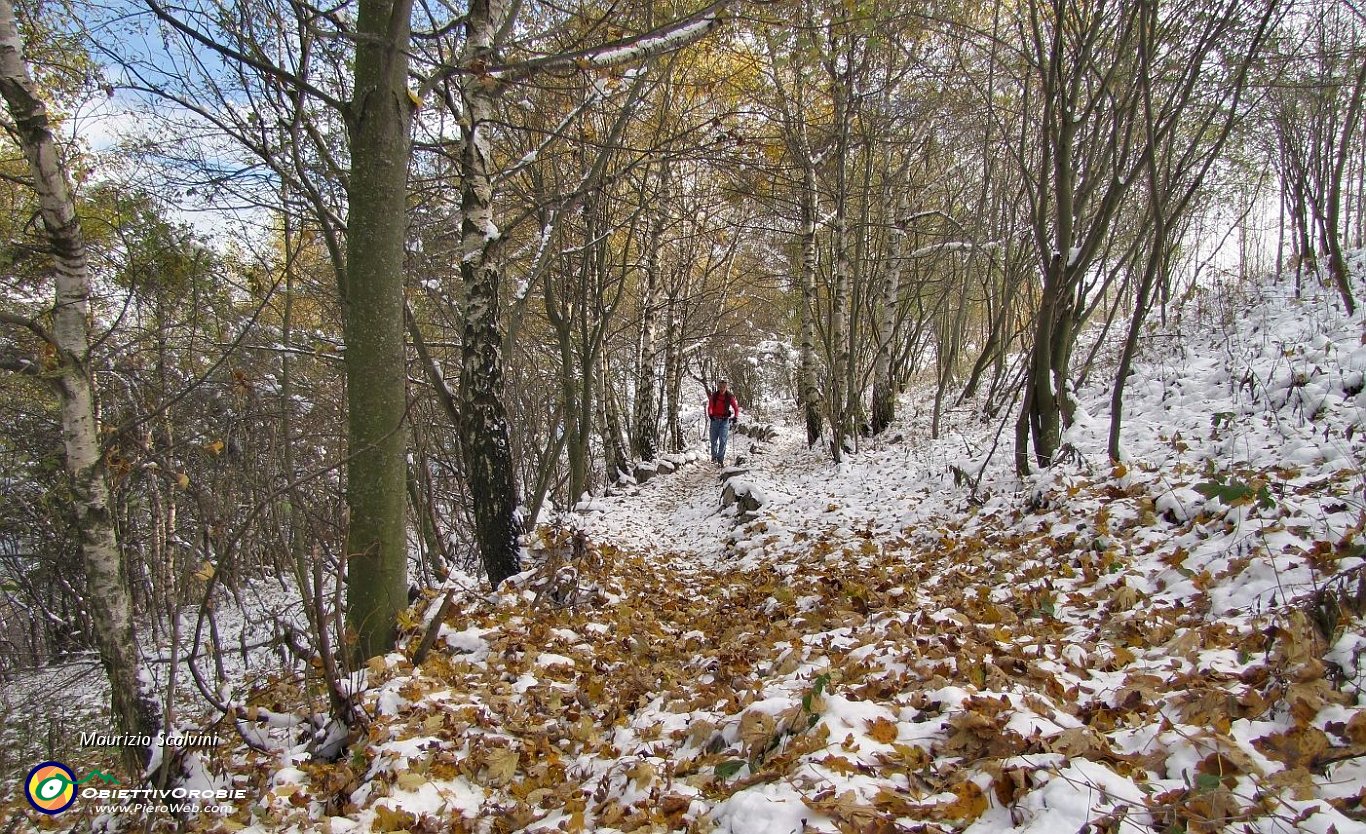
[143,0,348,112]
[0,346,38,375]
[418,0,731,96]
[0,309,54,345]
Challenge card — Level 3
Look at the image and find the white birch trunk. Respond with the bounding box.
[632,161,670,461]
[459,0,523,587]
[870,190,909,435]
[0,0,160,775]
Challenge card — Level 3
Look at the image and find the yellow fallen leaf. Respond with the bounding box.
[818,755,860,775]
[866,716,899,745]
[627,760,656,789]
[941,780,988,822]
[483,746,519,785]
[739,710,776,757]
[372,804,417,832]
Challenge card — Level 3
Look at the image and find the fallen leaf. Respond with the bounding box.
[866,716,899,745]
[1253,725,1329,768]
[372,804,417,832]
[483,746,519,785]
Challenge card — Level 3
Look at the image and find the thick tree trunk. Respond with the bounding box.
[0,0,161,775]
[797,177,824,447]
[1024,256,1066,469]
[342,0,413,659]
[828,77,852,464]
[632,162,669,461]
[870,193,908,436]
[459,0,521,588]
[663,295,685,453]
[599,370,630,481]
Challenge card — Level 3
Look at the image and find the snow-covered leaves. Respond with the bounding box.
[208,500,1364,833]
[189,267,1366,834]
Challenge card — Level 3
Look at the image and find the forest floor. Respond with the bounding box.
[7,260,1366,834]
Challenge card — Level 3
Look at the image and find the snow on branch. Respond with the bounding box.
[906,240,1003,259]
[431,0,731,89]
[494,85,612,186]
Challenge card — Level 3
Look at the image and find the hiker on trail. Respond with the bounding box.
[707,380,740,464]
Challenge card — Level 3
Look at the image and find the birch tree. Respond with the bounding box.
[762,13,824,446]
[0,0,160,774]
[632,160,671,462]
[432,0,731,581]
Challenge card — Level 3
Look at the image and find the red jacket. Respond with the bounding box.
[708,389,739,420]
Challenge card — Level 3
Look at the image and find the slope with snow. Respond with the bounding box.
[13,264,1366,834]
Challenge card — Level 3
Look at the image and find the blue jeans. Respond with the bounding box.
[709,418,730,463]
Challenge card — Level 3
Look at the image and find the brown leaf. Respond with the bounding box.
[818,755,862,776]
[940,780,989,823]
[739,710,777,758]
[483,746,520,786]
[866,716,899,745]
[1345,710,1366,745]
[627,760,657,790]
[1048,727,1106,758]
[658,794,691,817]
[1264,766,1317,800]
[992,766,1033,806]
[1196,752,1248,788]
[372,805,417,832]
[1253,725,1329,768]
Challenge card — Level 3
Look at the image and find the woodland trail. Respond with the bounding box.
[578,433,764,560]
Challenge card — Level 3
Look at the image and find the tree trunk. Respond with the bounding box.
[797,174,824,447]
[932,275,971,440]
[599,367,630,481]
[1314,54,1366,317]
[342,0,413,659]
[0,0,161,776]
[458,0,521,588]
[870,191,908,436]
[828,69,852,463]
[554,320,587,500]
[1024,256,1066,469]
[663,293,685,453]
[632,162,669,461]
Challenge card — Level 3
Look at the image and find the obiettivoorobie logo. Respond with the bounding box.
[22,758,248,816]
[24,761,117,814]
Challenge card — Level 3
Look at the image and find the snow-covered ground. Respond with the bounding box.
[6,261,1366,833]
